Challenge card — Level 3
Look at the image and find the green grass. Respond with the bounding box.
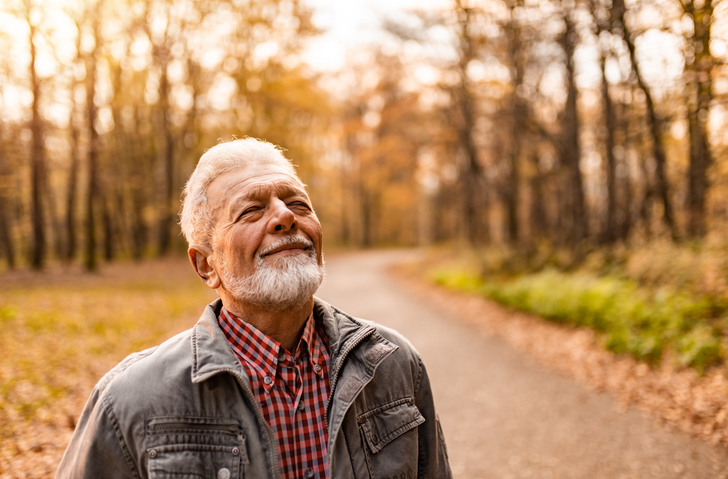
[432,267,726,373]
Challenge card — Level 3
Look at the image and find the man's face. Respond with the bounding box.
[205,163,324,308]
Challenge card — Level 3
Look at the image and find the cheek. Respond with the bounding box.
[302,217,323,244]
[220,226,259,263]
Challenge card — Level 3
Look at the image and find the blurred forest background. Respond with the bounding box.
[7,0,728,473]
[2,0,728,269]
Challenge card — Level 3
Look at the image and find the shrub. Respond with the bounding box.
[431,267,724,372]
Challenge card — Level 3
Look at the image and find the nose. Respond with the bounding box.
[267,198,297,233]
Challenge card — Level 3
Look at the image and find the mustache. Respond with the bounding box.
[257,235,315,258]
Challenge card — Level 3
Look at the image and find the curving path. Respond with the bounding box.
[315,249,728,479]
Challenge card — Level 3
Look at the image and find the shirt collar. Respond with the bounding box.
[218,307,326,391]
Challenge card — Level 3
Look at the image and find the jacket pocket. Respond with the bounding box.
[145,417,248,479]
[358,398,425,479]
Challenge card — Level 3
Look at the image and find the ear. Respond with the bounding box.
[188,244,221,290]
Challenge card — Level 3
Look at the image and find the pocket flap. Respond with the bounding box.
[358,398,425,454]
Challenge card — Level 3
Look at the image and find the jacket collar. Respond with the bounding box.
[191,297,390,384]
[191,299,244,384]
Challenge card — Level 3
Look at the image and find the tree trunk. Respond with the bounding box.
[0,139,15,268]
[528,155,548,238]
[685,0,713,238]
[615,95,635,241]
[84,7,100,271]
[590,0,619,243]
[599,37,617,243]
[504,3,525,244]
[102,194,114,261]
[559,12,587,245]
[157,53,175,255]
[131,187,146,260]
[455,0,485,245]
[66,117,80,261]
[27,0,46,269]
[360,181,374,248]
[615,0,678,240]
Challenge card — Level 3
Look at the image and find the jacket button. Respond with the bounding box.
[148,450,157,459]
[232,447,240,456]
[371,434,379,445]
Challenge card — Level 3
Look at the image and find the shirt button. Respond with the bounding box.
[313,364,322,373]
[278,350,286,362]
[305,467,314,478]
[298,401,306,412]
[263,376,273,385]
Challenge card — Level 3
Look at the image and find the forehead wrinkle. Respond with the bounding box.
[242,178,307,202]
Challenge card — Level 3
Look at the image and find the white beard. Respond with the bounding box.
[219,236,325,311]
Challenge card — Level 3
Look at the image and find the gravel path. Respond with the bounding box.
[315,249,728,479]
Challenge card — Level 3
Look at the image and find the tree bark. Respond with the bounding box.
[26,0,46,269]
[102,194,114,261]
[65,94,80,262]
[593,5,618,243]
[528,155,548,238]
[455,0,486,245]
[684,0,713,238]
[0,132,15,268]
[503,2,525,244]
[558,11,588,245]
[615,0,678,240]
[156,49,175,256]
[84,5,101,271]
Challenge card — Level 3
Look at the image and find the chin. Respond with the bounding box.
[222,252,325,311]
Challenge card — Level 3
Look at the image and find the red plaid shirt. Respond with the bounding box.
[218,307,331,479]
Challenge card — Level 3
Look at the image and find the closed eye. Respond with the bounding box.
[236,206,262,221]
[288,201,311,211]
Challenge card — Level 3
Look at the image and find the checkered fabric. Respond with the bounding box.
[219,307,331,479]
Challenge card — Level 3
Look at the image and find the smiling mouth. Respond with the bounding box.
[259,237,314,258]
[266,245,308,256]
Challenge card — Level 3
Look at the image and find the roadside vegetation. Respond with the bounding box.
[0,259,214,478]
[430,239,728,374]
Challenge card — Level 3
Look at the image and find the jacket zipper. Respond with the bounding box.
[325,327,375,428]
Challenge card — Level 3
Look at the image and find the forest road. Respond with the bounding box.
[315,249,728,479]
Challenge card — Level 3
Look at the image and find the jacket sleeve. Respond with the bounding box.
[56,387,141,479]
[414,356,453,479]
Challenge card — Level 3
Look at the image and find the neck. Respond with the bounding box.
[220,293,315,351]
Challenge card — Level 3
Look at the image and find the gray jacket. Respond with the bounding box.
[57,298,452,479]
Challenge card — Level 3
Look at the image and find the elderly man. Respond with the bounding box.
[57,138,452,479]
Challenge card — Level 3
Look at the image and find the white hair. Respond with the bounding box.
[179,138,298,246]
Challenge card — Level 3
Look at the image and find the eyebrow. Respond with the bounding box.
[245,182,307,200]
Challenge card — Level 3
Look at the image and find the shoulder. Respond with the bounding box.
[316,298,424,383]
[95,328,195,406]
[315,296,421,358]
[364,320,419,357]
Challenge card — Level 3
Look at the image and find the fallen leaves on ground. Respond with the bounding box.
[0,258,215,479]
